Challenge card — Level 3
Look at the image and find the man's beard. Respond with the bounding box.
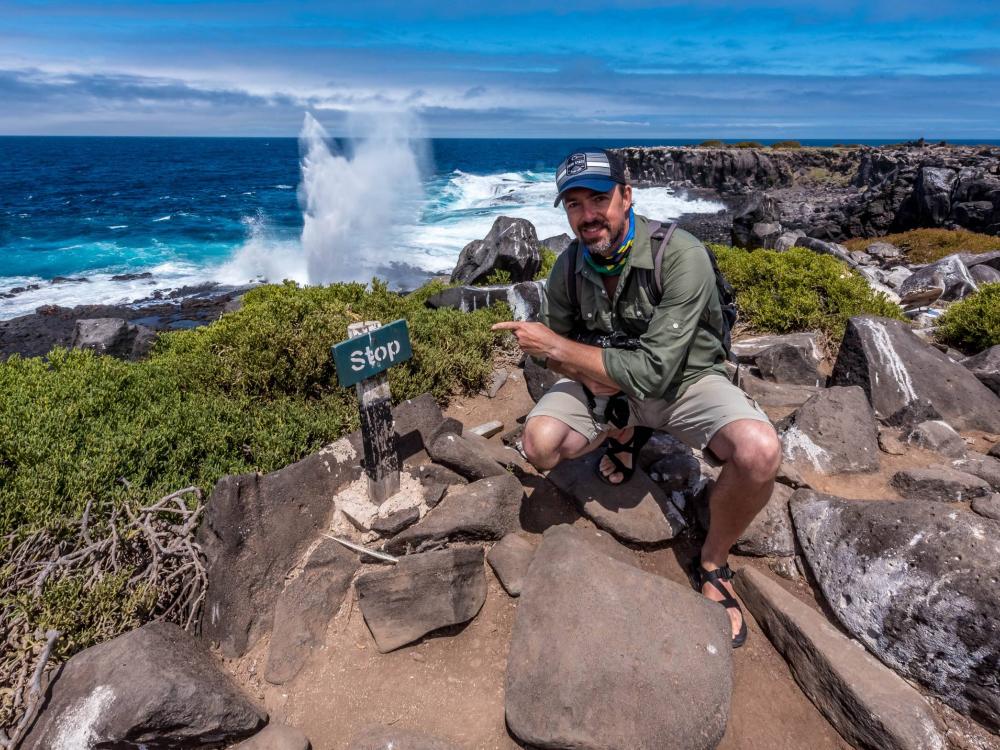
[581,214,627,257]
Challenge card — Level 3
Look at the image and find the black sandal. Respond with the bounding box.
[692,558,749,649]
[597,427,652,485]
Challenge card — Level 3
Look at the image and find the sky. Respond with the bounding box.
[1,0,999,138]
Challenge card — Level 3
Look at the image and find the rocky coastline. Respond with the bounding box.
[612,142,1000,243]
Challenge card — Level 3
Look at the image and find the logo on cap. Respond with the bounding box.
[565,153,589,176]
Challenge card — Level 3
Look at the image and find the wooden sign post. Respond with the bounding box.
[333,319,413,504]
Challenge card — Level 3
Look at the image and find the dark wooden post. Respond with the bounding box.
[347,321,400,503]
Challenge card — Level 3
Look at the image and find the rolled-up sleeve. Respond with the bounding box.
[603,242,715,400]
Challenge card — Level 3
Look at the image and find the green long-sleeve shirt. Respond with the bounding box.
[540,214,729,402]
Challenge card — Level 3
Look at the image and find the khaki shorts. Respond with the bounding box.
[527,374,771,455]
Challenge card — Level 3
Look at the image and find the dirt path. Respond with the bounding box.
[226,368,942,750]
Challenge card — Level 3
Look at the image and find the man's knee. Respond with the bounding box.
[522,416,584,470]
[723,421,782,483]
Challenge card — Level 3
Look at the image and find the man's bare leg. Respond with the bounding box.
[522,415,631,474]
[699,419,782,639]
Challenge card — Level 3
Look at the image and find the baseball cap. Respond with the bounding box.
[553,149,628,207]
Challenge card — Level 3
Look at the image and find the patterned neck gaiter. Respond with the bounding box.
[583,208,634,276]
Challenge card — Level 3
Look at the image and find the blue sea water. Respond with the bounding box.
[1,135,995,319]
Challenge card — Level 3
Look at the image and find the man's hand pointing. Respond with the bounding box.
[491,321,561,358]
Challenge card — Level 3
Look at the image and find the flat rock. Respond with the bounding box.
[486,533,536,596]
[427,432,507,480]
[831,315,1000,432]
[734,483,796,557]
[23,622,265,749]
[348,726,461,750]
[906,419,967,458]
[890,466,991,502]
[371,506,420,535]
[265,540,359,684]
[731,331,823,364]
[754,342,824,386]
[790,491,1000,731]
[740,371,822,409]
[779,386,881,475]
[951,452,1000,490]
[232,724,311,750]
[411,463,467,488]
[734,568,945,750]
[470,419,504,437]
[355,546,487,652]
[505,525,732,750]
[546,452,686,544]
[972,493,1000,520]
[384,473,524,554]
[198,438,360,657]
[463,430,530,473]
[963,345,1000,397]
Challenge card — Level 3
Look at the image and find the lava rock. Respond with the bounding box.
[355,546,487,652]
[540,233,573,256]
[735,568,945,750]
[866,241,902,262]
[755,342,824,386]
[791,491,1000,730]
[906,420,967,458]
[963,345,1000,397]
[384,473,524,554]
[731,332,822,365]
[232,724,311,750]
[739,372,822,410]
[486,533,536,596]
[951,452,1000,490]
[523,355,561,402]
[899,254,977,303]
[546,452,686,544]
[265,539,358,685]
[23,622,265,749]
[890,466,991,502]
[734,483,796,557]
[425,280,543,322]
[70,317,157,360]
[198,438,360,658]
[371,506,421,536]
[779,386,880,475]
[972,493,1000,520]
[450,216,542,284]
[427,432,507,481]
[505,525,732,750]
[831,315,1000,433]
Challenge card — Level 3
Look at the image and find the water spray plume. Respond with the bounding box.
[299,111,425,285]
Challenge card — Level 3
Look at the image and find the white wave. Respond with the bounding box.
[216,213,308,286]
[274,184,293,189]
[108,225,127,230]
[152,215,172,222]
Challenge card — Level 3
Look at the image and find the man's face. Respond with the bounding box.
[562,184,633,257]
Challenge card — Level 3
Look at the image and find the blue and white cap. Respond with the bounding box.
[553,148,628,207]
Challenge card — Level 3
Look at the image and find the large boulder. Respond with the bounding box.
[779,386,880,475]
[890,466,992,503]
[264,539,358,685]
[754,342,824,386]
[70,317,156,360]
[384,473,524,554]
[505,525,732,750]
[915,166,958,225]
[790,491,1000,731]
[426,432,507,481]
[964,345,1000,396]
[425,280,544,322]
[486,533,536,596]
[906,419,967,458]
[731,331,823,365]
[831,315,1000,433]
[355,546,487,652]
[450,216,542,284]
[546,452,686,544]
[952,452,1000,490]
[23,622,265,749]
[735,568,945,750]
[198,438,360,658]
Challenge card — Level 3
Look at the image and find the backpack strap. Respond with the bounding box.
[638,219,677,303]
[564,241,584,326]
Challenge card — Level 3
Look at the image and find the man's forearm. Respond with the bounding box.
[546,337,619,389]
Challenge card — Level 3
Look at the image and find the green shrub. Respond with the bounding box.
[734,141,763,149]
[843,228,1000,264]
[936,283,1000,353]
[485,268,513,285]
[699,139,725,147]
[536,246,558,280]
[711,245,905,340]
[0,280,508,539]
[771,140,802,149]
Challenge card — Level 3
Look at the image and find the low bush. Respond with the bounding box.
[712,245,905,340]
[733,141,763,149]
[698,139,725,147]
[936,283,1000,353]
[536,246,558,280]
[843,228,1000,264]
[771,140,802,149]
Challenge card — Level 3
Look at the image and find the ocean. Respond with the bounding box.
[1,133,994,321]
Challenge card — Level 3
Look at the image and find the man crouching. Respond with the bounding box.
[492,148,781,648]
